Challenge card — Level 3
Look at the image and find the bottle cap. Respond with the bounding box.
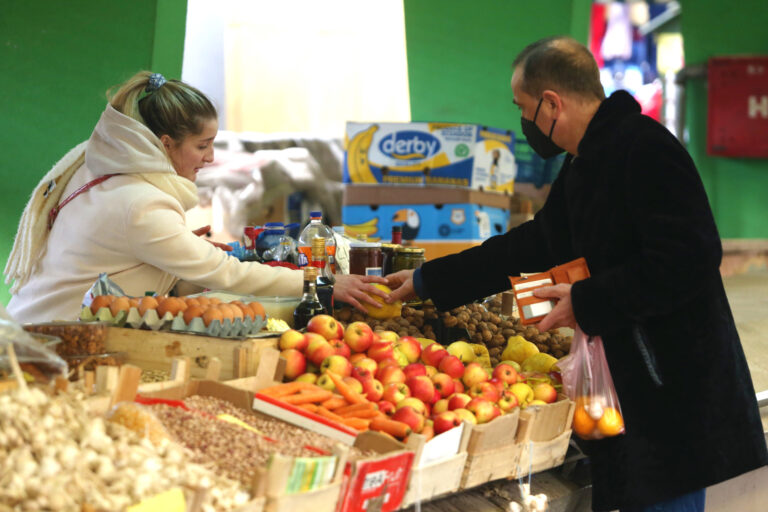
[309,211,322,218]
[303,266,318,280]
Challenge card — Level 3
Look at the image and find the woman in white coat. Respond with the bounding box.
[5,71,386,323]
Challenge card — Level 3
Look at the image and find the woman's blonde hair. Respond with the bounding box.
[107,70,217,141]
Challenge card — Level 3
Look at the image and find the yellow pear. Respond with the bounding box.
[510,382,535,406]
[521,353,559,373]
[501,336,539,364]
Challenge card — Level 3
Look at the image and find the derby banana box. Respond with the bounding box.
[344,122,516,191]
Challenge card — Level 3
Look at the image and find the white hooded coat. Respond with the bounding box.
[7,105,302,323]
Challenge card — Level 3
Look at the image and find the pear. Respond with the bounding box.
[501,336,539,364]
[521,353,558,373]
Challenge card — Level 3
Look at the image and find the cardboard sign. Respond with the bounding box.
[509,258,590,325]
[337,451,415,512]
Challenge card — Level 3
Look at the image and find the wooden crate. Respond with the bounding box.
[510,429,572,479]
[400,451,468,507]
[265,482,341,512]
[460,443,520,490]
[104,326,279,380]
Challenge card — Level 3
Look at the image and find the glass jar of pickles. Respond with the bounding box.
[393,247,426,272]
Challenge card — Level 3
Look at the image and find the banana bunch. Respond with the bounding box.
[342,217,379,240]
[346,125,379,183]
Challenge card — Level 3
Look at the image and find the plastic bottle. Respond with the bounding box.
[256,223,285,261]
[297,211,336,272]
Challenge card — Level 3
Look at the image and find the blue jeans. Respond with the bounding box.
[620,489,706,512]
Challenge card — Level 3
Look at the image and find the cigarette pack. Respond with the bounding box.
[509,258,590,325]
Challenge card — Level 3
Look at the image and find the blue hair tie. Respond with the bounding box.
[146,73,167,92]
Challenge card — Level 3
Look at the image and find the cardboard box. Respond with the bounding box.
[400,451,468,507]
[344,122,516,191]
[342,185,511,244]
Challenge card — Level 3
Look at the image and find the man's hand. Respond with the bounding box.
[193,225,233,251]
[333,274,389,313]
[533,283,576,331]
[385,269,417,303]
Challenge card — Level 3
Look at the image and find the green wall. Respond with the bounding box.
[404,0,591,130]
[0,0,187,306]
[680,0,768,238]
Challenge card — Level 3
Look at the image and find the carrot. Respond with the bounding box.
[259,381,314,398]
[326,372,366,404]
[420,424,435,441]
[321,396,348,410]
[334,401,376,416]
[340,408,380,419]
[370,416,411,439]
[342,417,371,431]
[315,406,345,423]
[281,389,333,405]
[298,403,319,413]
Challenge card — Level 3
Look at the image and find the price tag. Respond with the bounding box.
[362,470,387,491]
[127,488,186,512]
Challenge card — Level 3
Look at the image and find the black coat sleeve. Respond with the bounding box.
[420,160,575,310]
[571,119,723,335]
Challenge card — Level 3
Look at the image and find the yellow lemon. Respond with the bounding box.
[364,283,402,319]
[501,336,539,364]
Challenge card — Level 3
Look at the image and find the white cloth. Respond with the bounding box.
[6,104,302,323]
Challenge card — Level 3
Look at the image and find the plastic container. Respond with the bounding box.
[297,211,336,272]
[249,296,302,328]
[256,223,285,261]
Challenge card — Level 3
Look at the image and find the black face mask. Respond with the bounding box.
[521,98,565,159]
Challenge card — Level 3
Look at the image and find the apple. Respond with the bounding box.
[336,321,344,340]
[466,398,496,424]
[378,400,396,416]
[371,331,381,344]
[433,411,462,435]
[320,355,352,378]
[497,389,519,413]
[406,375,436,404]
[349,353,367,364]
[280,349,306,380]
[421,343,449,367]
[394,336,422,364]
[529,399,548,406]
[378,366,407,386]
[433,398,450,415]
[453,408,477,425]
[344,321,374,353]
[446,341,476,363]
[382,382,411,404]
[353,356,378,375]
[421,422,435,441]
[295,373,318,384]
[548,370,563,386]
[499,360,522,373]
[306,314,339,341]
[462,362,489,388]
[469,381,500,402]
[396,397,428,417]
[316,374,335,391]
[431,373,456,398]
[510,382,535,406]
[279,329,308,352]
[351,366,373,383]
[532,382,558,404]
[424,365,438,378]
[489,377,506,393]
[438,355,465,379]
[376,330,399,343]
[403,363,427,380]
[343,376,364,394]
[392,348,410,367]
[329,339,351,359]
[453,379,465,394]
[392,406,424,433]
[493,363,520,387]
[362,378,384,402]
[447,393,472,411]
[306,334,335,366]
[367,341,395,362]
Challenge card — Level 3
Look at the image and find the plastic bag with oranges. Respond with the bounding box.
[558,328,625,440]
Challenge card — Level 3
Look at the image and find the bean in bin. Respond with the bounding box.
[386,36,767,512]
[4,71,385,323]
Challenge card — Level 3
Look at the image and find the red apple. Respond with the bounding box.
[433,398,450,415]
[395,397,428,417]
[377,400,396,416]
[489,377,506,393]
[493,363,520,387]
[362,378,384,402]
[351,366,373,383]
[431,372,456,398]
[344,321,374,353]
[336,321,344,340]
[453,379,465,394]
[433,411,462,435]
[306,314,339,341]
[349,353,367,364]
[406,375,436,404]
[403,363,427,380]
[392,406,424,433]
[438,355,465,379]
[367,341,395,362]
[376,330,399,343]
[353,357,378,376]
[466,398,496,424]
[382,382,411,404]
[497,388,520,413]
[548,370,563,386]
[280,349,306,380]
[279,329,308,352]
[306,334,335,366]
[431,388,441,404]
[453,408,477,425]
[447,393,472,411]
[469,381,501,403]
[329,339,351,359]
[343,376,363,394]
[421,343,449,367]
[532,382,558,404]
[378,366,407,387]
[462,362,489,388]
[320,355,352,378]
[394,336,422,364]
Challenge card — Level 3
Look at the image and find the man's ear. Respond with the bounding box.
[541,90,562,117]
[159,134,174,151]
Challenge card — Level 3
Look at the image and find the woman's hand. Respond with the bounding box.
[333,274,389,313]
[533,283,576,331]
[385,269,417,303]
[193,225,233,252]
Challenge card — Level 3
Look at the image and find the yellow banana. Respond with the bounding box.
[346,125,379,183]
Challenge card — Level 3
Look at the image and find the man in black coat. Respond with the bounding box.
[386,36,767,511]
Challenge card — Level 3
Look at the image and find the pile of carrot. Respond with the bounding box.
[258,372,412,440]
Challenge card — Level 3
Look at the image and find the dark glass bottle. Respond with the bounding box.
[293,267,326,329]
